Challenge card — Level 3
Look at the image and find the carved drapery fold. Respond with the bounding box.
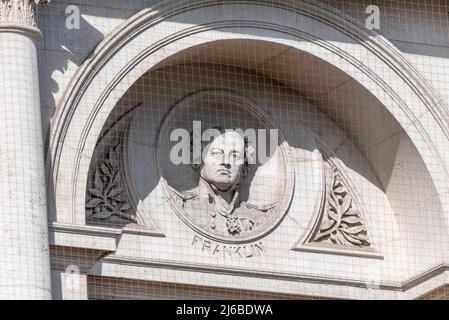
[0,0,48,27]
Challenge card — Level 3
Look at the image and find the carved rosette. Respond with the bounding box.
[0,0,48,27]
[311,160,371,248]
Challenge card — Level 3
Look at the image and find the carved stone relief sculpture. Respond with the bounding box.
[84,103,141,228]
[86,143,136,224]
[156,90,295,244]
[82,77,373,259]
[168,130,276,238]
[310,156,371,248]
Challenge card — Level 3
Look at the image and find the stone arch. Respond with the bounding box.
[48,0,449,233]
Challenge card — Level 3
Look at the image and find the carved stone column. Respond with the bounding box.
[0,0,51,299]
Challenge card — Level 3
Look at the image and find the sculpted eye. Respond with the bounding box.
[232,152,242,160]
[211,148,223,156]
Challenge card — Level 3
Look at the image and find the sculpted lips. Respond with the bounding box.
[217,168,231,175]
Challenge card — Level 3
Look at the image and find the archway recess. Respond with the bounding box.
[49,0,449,224]
[48,0,449,299]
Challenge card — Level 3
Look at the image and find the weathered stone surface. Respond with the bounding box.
[2,0,449,300]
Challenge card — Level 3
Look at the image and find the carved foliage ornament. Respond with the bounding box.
[0,0,48,27]
[86,144,136,223]
[312,162,371,248]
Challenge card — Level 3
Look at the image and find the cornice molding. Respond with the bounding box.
[48,222,449,299]
[94,254,449,299]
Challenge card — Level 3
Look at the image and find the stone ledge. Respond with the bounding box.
[48,222,165,252]
[48,222,120,252]
[89,255,449,299]
[292,243,384,260]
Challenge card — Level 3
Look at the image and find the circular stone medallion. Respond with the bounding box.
[156,90,294,244]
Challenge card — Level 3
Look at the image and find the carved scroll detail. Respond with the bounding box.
[312,163,371,247]
[86,144,137,223]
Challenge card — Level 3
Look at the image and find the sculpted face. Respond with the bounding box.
[200,131,245,191]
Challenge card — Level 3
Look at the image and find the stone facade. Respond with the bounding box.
[1,0,449,299]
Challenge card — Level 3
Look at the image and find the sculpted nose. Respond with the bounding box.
[221,154,232,167]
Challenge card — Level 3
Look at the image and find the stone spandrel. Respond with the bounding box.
[0,0,48,27]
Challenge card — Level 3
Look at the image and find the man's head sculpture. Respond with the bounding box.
[156,92,293,242]
[191,127,253,192]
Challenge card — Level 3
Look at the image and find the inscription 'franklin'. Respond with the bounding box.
[192,235,264,259]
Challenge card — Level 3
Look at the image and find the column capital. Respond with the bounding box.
[0,0,49,37]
